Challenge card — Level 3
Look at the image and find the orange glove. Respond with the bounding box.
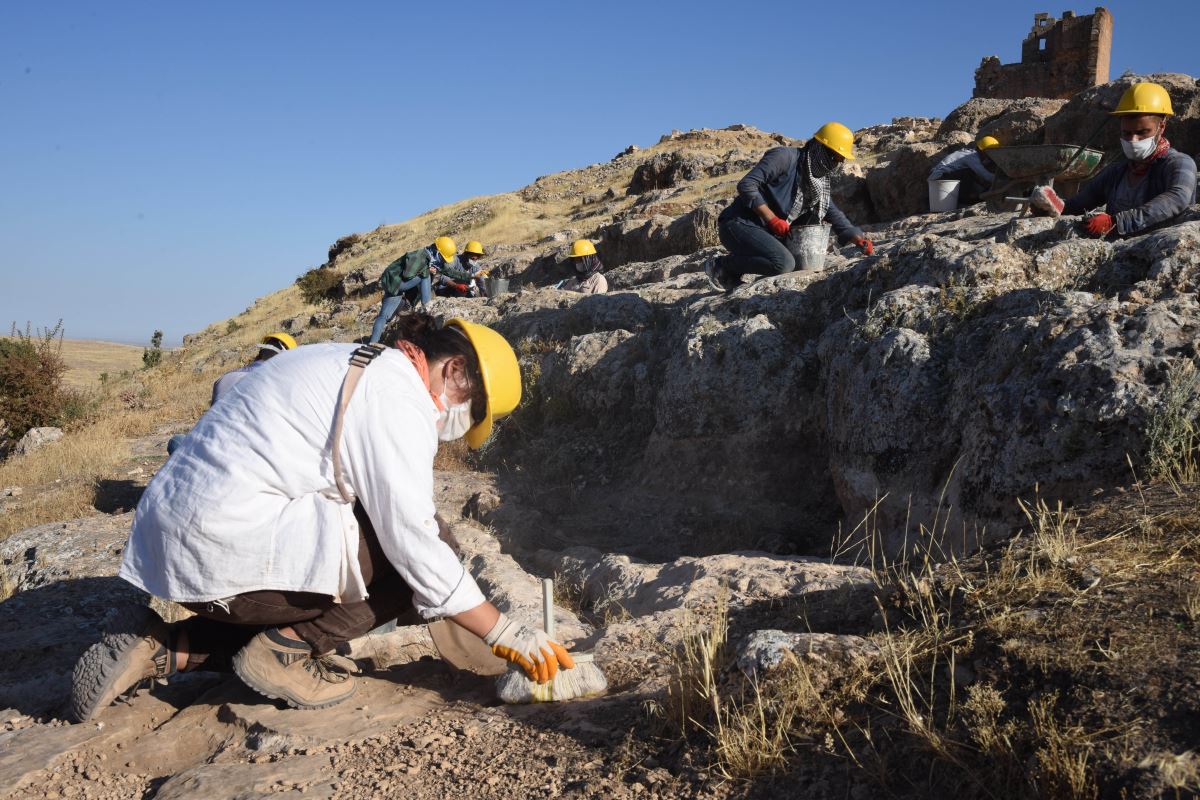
[484,613,575,684]
[766,217,790,237]
[854,237,875,256]
[1083,213,1115,237]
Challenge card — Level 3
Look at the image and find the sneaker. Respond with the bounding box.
[233,629,357,709]
[69,605,178,722]
[703,256,735,293]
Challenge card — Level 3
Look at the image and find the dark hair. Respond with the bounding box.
[380,312,486,425]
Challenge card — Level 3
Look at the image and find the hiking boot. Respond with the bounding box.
[703,256,734,293]
[233,629,357,709]
[69,605,178,722]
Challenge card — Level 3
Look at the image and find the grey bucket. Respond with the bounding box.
[484,276,510,295]
[791,224,831,271]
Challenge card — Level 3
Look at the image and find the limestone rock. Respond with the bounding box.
[865,143,946,221]
[14,426,62,457]
[628,151,718,194]
[937,97,1066,145]
[736,630,880,676]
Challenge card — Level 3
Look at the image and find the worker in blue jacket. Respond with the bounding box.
[705,122,874,293]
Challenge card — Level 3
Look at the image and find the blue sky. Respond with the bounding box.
[2,1,1197,345]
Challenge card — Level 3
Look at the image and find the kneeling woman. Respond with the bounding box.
[71,314,573,719]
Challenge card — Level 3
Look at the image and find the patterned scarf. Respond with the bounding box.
[1129,134,1171,177]
[574,254,604,279]
[393,339,444,412]
[788,142,838,223]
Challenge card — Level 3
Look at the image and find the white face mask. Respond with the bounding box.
[436,390,474,442]
[1121,135,1158,161]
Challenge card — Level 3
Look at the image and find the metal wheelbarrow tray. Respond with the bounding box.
[986,144,1105,183]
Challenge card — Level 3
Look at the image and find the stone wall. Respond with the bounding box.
[974,8,1112,101]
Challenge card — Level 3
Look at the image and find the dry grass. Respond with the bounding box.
[0,357,219,541]
[53,338,146,389]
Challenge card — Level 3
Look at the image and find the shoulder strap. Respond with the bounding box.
[332,343,387,503]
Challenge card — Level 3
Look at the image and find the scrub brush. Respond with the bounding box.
[495,578,608,703]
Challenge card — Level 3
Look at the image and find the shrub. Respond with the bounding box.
[142,330,164,369]
[0,321,67,439]
[296,266,344,307]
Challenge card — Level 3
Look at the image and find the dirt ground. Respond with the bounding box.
[2,426,1199,799]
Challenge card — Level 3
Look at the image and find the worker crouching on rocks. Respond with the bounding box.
[434,240,487,297]
[928,134,1001,208]
[70,314,575,720]
[369,236,458,342]
[705,122,874,293]
[1031,82,1197,237]
[560,240,608,294]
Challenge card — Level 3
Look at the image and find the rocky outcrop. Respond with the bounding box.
[937,97,1067,145]
[865,142,947,222]
[474,212,1200,560]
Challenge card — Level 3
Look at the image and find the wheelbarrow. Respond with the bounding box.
[980,144,1105,214]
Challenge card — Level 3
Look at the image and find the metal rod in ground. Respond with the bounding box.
[494,577,608,703]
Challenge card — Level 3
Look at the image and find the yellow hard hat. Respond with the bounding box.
[568,239,597,258]
[464,240,485,256]
[1112,82,1174,116]
[976,135,1001,150]
[446,318,521,449]
[434,236,457,262]
[812,122,856,161]
[261,332,297,352]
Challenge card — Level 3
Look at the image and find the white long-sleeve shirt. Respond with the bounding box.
[929,147,995,184]
[119,343,485,618]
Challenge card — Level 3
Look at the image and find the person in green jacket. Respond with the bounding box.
[369,237,457,343]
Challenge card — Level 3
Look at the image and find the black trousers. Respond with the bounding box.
[179,504,417,667]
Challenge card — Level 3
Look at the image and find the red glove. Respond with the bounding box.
[1083,213,1115,237]
[766,217,790,237]
[1030,186,1065,216]
[854,237,875,256]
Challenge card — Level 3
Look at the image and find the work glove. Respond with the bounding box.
[1082,212,1115,238]
[766,217,791,237]
[1030,185,1065,217]
[853,237,875,256]
[484,613,575,684]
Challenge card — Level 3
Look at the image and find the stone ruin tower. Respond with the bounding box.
[973,8,1112,100]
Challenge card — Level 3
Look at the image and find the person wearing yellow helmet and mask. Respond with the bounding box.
[1031,82,1197,237]
[928,134,1003,209]
[434,240,487,297]
[559,240,608,294]
[71,312,579,719]
[369,236,457,342]
[166,332,298,456]
[705,122,874,293]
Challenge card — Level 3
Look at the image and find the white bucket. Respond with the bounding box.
[928,179,961,212]
[791,224,831,271]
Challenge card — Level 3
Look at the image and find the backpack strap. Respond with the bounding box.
[332,343,387,503]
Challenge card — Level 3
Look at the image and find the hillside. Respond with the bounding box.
[1,72,1199,799]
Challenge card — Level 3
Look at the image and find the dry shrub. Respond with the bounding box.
[1145,360,1200,486]
[295,266,344,307]
[0,322,68,438]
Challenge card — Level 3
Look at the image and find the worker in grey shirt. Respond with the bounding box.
[705,122,873,293]
[928,134,1001,208]
[1032,82,1197,237]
